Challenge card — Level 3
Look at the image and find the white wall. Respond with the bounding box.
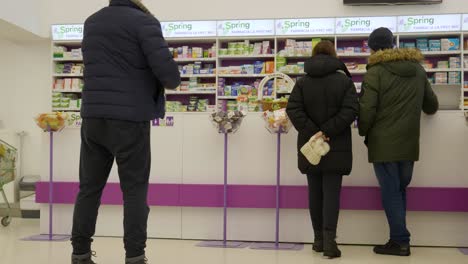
[39,0,468,36]
[0,1,42,36]
[0,39,51,178]
[0,0,464,182]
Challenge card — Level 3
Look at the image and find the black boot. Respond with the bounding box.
[71,252,96,264]
[312,230,323,253]
[323,231,341,259]
[126,255,148,264]
[374,240,411,256]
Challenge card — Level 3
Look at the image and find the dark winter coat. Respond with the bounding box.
[81,0,180,122]
[287,55,359,176]
[359,48,439,162]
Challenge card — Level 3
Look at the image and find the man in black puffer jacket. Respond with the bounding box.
[71,1,180,264]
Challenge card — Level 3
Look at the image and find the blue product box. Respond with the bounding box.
[429,40,441,51]
[442,38,460,51]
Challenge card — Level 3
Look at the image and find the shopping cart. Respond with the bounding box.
[0,139,17,227]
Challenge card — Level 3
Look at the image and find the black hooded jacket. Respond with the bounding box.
[286,55,359,175]
[81,0,181,122]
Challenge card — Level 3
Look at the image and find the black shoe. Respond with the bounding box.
[312,239,324,253]
[126,255,148,264]
[374,240,411,256]
[71,252,97,264]
[323,231,341,259]
[312,231,324,253]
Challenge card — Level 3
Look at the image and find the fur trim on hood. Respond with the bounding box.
[368,48,424,66]
[110,0,151,14]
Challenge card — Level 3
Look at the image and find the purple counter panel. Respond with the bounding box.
[36,182,468,212]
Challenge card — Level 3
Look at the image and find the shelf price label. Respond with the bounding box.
[217,20,275,37]
[276,18,335,36]
[398,14,461,33]
[52,24,84,41]
[161,21,217,38]
[463,14,468,31]
[335,16,396,35]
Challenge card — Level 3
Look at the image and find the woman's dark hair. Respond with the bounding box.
[312,40,337,58]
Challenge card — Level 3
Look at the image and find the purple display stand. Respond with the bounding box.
[23,131,69,242]
[250,132,303,251]
[197,133,248,248]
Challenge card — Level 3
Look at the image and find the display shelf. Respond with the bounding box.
[349,70,367,75]
[52,90,82,93]
[432,83,462,86]
[218,54,275,60]
[278,55,311,59]
[53,40,82,45]
[281,72,306,76]
[174,58,217,62]
[52,108,80,111]
[218,74,268,78]
[165,111,212,115]
[53,58,83,62]
[166,90,216,95]
[426,68,462,72]
[53,73,83,77]
[180,74,216,78]
[218,96,238,100]
[338,53,371,58]
[421,51,462,56]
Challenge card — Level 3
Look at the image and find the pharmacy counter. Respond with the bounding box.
[37,111,468,247]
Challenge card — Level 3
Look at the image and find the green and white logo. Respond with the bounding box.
[221,21,251,34]
[52,25,83,40]
[403,17,434,31]
[163,22,193,36]
[341,18,371,32]
[280,20,311,34]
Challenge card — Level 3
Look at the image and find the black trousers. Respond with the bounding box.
[72,118,151,258]
[307,172,343,236]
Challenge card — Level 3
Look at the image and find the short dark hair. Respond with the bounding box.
[312,40,337,57]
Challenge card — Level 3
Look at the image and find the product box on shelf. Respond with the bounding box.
[170,44,217,59]
[441,38,460,51]
[429,40,441,51]
[220,40,273,56]
[434,72,448,84]
[448,72,461,84]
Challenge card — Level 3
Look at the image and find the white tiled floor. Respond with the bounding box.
[0,219,466,264]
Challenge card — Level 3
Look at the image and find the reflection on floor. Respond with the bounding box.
[0,219,466,264]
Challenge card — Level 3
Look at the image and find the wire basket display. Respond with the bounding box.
[258,73,295,134]
[210,110,246,134]
[34,112,68,132]
[0,139,16,185]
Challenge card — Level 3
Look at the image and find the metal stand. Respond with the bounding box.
[23,131,69,242]
[197,133,248,248]
[250,132,303,251]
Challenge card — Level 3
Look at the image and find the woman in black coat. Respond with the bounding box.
[286,40,359,258]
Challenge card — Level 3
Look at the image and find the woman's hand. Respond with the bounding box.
[314,131,330,142]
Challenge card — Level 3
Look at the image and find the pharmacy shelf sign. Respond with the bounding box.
[161,21,217,38]
[276,18,335,36]
[153,116,175,127]
[398,14,461,33]
[463,14,468,31]
[217,20,275,37]
[52,25,84,41]
[66,113,82,128]
[336,16,396,35]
